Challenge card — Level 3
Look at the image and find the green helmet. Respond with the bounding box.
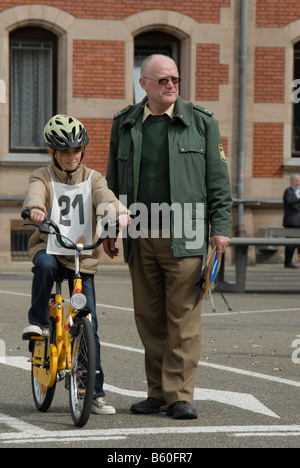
[44,114,89,151]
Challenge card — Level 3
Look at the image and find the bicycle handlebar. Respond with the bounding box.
[21,209,119,252]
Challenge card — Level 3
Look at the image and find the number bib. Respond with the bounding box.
[47,169,93,256]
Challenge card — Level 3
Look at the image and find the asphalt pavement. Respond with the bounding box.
[0,260,300,451]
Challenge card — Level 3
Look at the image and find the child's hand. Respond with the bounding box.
[117,214,131,230]
[30,209,46,224]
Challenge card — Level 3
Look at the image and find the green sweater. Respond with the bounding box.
[138,114,171,214]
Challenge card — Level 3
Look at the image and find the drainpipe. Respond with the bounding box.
[237,0,248,237]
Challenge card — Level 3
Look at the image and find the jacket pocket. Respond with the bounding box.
[178,140,205,155]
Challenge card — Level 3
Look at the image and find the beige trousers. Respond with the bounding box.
[128,233,202,406]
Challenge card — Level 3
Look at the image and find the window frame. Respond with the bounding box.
[134,31,181,104]
[9,26,57,153]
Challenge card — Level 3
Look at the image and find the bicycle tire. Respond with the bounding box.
[69,316,96,427]
[31,368,56,412]
[31,317,57,412]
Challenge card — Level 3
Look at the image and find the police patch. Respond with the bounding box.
[218,144,226,162]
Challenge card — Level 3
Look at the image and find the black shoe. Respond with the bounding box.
[285,263,298,268]
[166,401,198,420]
[130,397,166,414]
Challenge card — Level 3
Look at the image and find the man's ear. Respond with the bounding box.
[139,77,148,92]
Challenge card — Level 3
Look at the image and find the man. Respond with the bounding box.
[283,174,300,268]
[106,55,232,419]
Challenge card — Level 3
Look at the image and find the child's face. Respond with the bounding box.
[49,147,83,172]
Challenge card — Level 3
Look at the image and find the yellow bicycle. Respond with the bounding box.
[21,209,115,427]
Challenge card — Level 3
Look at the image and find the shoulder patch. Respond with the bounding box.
[193,104,214,117]
[113,105,133,120]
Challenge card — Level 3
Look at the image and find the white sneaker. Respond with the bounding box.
[92,397,116,415]
[22,325,49,341]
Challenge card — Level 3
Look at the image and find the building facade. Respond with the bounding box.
[0,0,299,262]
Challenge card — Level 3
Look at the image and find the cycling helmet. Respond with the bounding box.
[44,114,89,150]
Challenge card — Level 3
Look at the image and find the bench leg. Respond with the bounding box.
[217,245,248,293]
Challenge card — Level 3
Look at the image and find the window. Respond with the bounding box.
[293,42,300,157]
[11,229,33,261]
[10,27,57,152]
[134,31,180,103]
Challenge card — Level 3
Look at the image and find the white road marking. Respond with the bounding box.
[105,385,279,418]
[0,338,280,419]
[1,289,300,317]
[101,341,300,388]
[0,412,299,445]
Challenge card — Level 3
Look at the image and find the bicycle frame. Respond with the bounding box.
[22,209,118,389]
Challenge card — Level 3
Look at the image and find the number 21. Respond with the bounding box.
[58,194,85,226]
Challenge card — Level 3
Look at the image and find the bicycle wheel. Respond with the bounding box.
[31,317,57,412]
[31,318,56,413]
[31,367,56,412]
[69,316,96,427]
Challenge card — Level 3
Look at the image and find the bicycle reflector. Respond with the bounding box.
[71,293,87,310]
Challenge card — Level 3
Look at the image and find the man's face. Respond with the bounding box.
[292,177,300,189]
[139,56,180,111]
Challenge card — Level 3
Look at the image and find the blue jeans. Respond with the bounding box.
[28,250,105,398]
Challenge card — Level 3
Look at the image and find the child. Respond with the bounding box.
[22,114,130,415]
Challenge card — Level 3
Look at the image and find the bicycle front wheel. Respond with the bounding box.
[69,316,96,427]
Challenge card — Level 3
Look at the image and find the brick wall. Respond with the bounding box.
[253,123,284,178]
[254,47,285,103]
[256,0,300,28]
[73,40,125,99]
[196,44,229,101]
[80,118,113,175]
[0,0,230,22]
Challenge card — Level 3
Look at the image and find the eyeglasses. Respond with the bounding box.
[142,76,182,85]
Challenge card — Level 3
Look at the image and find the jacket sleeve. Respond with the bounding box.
[106,119,120,198]
[205,117,232,238]
[92,170,129,221]
[23,168,49,216]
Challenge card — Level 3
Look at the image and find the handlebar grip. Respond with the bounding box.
[21,209,31,220]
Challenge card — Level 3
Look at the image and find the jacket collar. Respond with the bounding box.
[120,96,193,128]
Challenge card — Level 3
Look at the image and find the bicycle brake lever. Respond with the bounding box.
[22,221,53,234]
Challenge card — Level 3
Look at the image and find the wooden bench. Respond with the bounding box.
[217,229,300,293]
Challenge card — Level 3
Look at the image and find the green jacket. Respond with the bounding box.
[106,96,232,263]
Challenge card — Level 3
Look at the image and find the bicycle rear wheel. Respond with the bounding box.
[31,318,57,412]
[31,368,56,412]
[69,316,96,427]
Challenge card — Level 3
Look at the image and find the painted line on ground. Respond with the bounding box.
[1,289,300,317]
[1,411,300,444]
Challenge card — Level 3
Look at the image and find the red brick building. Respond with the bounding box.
[0,0,299,262]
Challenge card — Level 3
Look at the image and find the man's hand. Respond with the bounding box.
[102,238,119,259]
[210,235,231,259]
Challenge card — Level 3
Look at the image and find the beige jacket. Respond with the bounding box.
[23,159,128,274]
